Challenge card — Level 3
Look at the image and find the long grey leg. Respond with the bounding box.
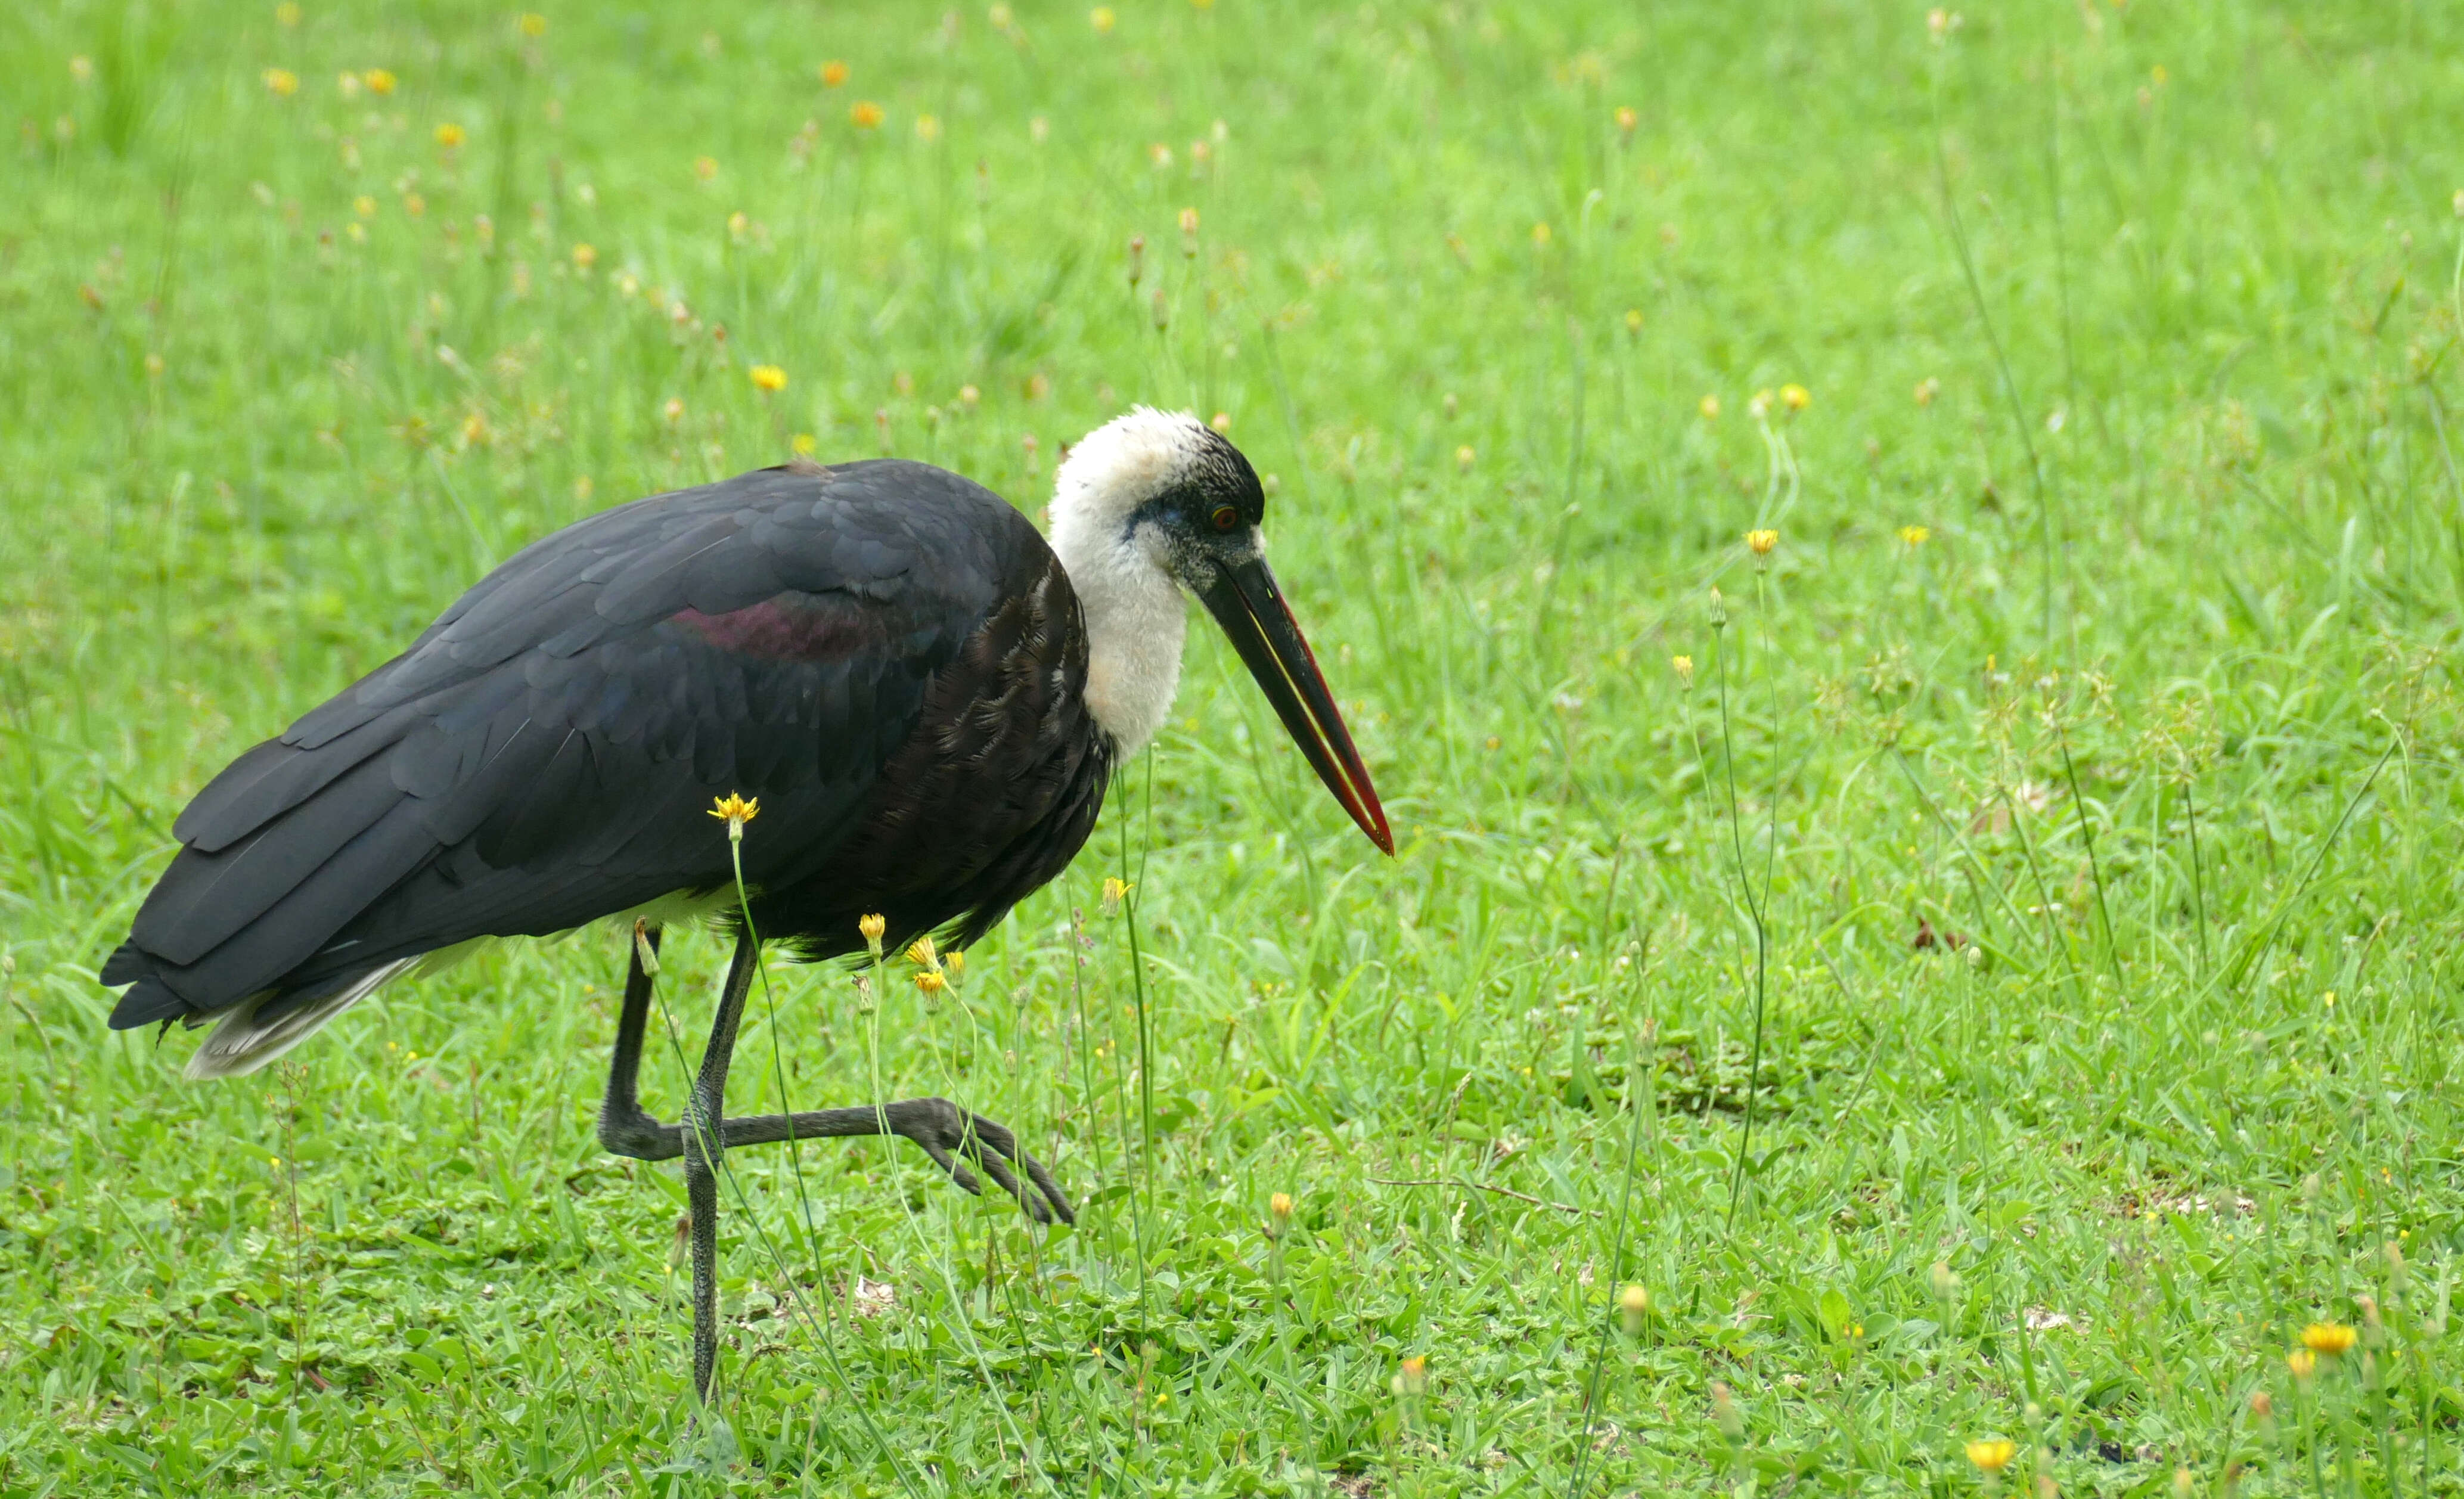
[594,927,1073,1228]
[679,930,759,1403]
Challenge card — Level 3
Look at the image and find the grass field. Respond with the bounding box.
[5,0,2464,1492]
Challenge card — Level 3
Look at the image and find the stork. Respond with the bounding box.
[98,408,1391,1401]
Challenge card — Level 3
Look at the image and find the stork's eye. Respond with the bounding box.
[1209,504,1240,533]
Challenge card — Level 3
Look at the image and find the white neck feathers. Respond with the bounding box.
[1048,409,1208,756]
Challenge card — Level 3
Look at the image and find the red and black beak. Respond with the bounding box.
[1200,555,1394,855]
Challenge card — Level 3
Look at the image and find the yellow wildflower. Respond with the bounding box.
[1966,1439,2016,1473]
[749,364,788,393]
[570,243,596,269]
[1101,876,1131,914]
[707,793,759,839]
[435,122,466,148]
[1914,375,1939,406]
[850,100,883,130]
[790,433,817,455]
[1781,383,1810,412]
[1671,655,1694,688]
[1397,1355,1427,1395]
[693,154,718,179]
[519,13,547,38]
[916,970,947,995]
[858,913,886,957]
[1699,393,1721,420]
[1618,1284,1650,1335]
[1746,528,1778,557]
[1091,7,1116,33]
[353,194,377,218]
[1898,525,1931,548]
[364,68,398,95]
[275,1,302,23]
[906,935,941,972]
[1614,105,1638,134]
[263,68,300,97]
[1455,445,1476,473]
[2286,1348,2316,1380]
[820,60,848,88]
[2301,1323,2357,1357]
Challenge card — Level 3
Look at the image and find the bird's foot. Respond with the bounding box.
[873,1095,1075,1227]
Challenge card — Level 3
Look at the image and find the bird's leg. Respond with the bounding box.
[595,920,671,1159]
[593,923,1073,1277]
[681,929,760,1406]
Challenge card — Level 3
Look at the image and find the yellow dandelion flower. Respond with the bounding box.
[2286,1348,2316,1379]
[570,243,596,269]
[519,13,547,38]
[1898,525,1931,548]
[2301,1322,2357,1357]
[858,913,886,955]
[1624,308,1643,334]
[263,68,300,97]
[790,432,817,455]
[820,60,849,88]
[1615,105,1638,133]
[364,67,397,95]
[1746,528,1779,556]
[1101,876,1131,914]
[353,194,377,218]
[1531,221,1552,246]
[1699,393,1721,420]
[707,792,760,837]
[1455,445,1476,473]
[906,935,941,972]
[749,364,788,393]
[1671,654,1694,688]
[435,122,466,148]
[958,383,980,408]
[915,113,941,141]
[402,192,424,216]
[1269,1191,1293,1227]
[916,969,947,994]
[1398,1355,1427,1394]
[850,100,884,130]
[1091,7,1116,33]
[1781,382,1810,412]
[945,949,965,980]
[1966,1439,2017,1473]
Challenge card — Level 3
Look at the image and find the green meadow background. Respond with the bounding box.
[5,0,2463,1492]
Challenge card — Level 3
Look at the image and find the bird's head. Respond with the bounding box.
[1051,408,1391,855]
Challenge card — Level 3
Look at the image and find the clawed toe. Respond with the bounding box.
[889,1097,1074,1225]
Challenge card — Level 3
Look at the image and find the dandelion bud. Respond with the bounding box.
[1267,1191,1292,1234]
[1624,308,1643,336]
[1211,411,1232,435]
[1101,876,1131,915]
[2285,1348,2316,1381]
[2173,1469,2193,1499]
[1618,1283,1650,1336]
[1711,1382,1743,1441]
[906,935,941,972]
[1454,445,1476,473]
[2249,1390,2276,1441]
[1398,1354,1427,1396]
[1707,586,1726,629]
[1614,105,1638,136]
[1150,287,1169,330]
[1929,1261,1958,1301]
[1699,393,1721,420]
[1914,375,1940,406]
[1671,654,1694,689]
[1178,206,1199,256]
[859,913,886,958]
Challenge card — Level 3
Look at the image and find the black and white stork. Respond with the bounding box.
[98,408,1391,1399]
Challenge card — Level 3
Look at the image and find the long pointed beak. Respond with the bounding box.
[1200,554,1394,855]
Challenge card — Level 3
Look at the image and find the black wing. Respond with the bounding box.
[103,460,1046,1028]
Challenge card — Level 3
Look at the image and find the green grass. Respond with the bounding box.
[5,0,2464,1492]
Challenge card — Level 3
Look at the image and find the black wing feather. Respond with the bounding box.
[107,460,1041,1028]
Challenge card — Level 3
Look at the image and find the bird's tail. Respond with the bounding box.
[179,959,417,1079]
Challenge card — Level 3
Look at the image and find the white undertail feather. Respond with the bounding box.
[1049,408,1214,755]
